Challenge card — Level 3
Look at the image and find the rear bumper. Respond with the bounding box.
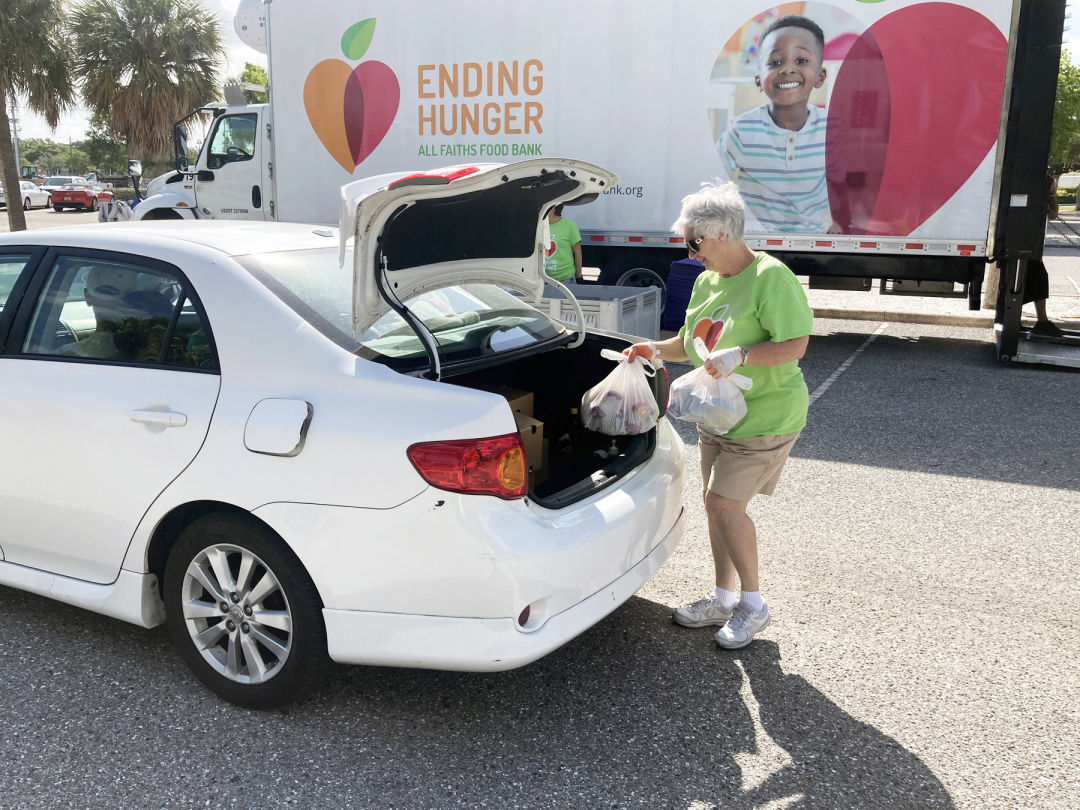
[322,506,684,671]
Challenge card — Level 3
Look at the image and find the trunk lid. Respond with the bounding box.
[342,159,617,361]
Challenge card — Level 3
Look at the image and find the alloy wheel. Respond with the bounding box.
[179,543,294,685]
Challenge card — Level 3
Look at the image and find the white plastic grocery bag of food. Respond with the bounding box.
[580,348,660,436]
[666,338,753,434]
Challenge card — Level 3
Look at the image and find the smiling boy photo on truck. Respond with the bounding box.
[718,15,833,234]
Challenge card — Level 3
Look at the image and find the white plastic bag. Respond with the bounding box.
[580,348,660,436]
[98,200,133,222]
[667,338,753,434]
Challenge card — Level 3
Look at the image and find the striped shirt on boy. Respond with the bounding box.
[719,104,832,234]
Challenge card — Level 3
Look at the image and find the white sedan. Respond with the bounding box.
[0,180,52,210]
[0,159,685,707]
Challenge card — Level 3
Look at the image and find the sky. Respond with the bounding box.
[12,2,1080,144]
[13,0,267,143]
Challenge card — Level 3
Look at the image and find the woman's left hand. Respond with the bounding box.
[704,346,746,379]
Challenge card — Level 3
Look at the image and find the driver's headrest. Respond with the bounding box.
[84,266,174,319]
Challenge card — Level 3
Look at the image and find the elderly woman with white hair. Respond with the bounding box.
[625,180,813,649]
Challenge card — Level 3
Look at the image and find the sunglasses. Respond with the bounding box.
[685,235,705,253]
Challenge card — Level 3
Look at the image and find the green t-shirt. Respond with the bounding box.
[677,252,813,438]
[544,217,581,281]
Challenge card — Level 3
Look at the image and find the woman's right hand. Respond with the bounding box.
[624,341,658,364]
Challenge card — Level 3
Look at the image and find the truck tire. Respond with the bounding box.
[142,208,184,220]
[600,253,670,306]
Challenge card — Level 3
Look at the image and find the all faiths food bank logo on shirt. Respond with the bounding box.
[690,305,730,352]
[304,19,400,172]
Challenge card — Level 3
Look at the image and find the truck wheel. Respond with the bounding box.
[600,253,670,306]
[142,209,184,220]
[163,513,329,708]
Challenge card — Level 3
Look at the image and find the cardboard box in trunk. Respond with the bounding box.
[480,384,534,417]
[513,411,544,476]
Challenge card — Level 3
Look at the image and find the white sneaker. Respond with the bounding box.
[673,596,735,628]
[715,602,771,649]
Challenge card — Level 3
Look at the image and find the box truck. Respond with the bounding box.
[133,0,1076,365]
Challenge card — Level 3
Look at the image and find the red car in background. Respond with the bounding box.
[52,183,114,212]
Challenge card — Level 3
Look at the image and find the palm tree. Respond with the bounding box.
[0,0,76,232]
[72,0,224,164]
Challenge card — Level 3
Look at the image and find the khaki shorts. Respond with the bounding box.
[698,429,801,501]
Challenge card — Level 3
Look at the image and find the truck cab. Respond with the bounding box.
[135,102,272,221]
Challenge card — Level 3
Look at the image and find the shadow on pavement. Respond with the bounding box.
[309,597,954,808]
[792,330,1080,490]
[0,586,954,807]
[735,639,953,808]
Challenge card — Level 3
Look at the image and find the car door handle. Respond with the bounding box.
[130,410,188,428]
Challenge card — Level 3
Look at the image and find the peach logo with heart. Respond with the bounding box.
[304,18,400,172]
[690,316,726,352]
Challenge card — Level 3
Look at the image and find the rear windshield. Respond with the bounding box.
[46,177,76,185]
[237,247,562,371]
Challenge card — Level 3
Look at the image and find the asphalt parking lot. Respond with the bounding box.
[1,210,1077,807]
[0,206,103,231]
[1,313,1077,808]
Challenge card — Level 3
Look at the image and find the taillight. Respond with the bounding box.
[407,433,528,499]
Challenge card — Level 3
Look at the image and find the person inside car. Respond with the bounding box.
[59,266,175,361]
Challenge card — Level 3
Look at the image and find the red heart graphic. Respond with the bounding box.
[545,239,556,258]
[690,317,724,351]
[344,61,400,165]
[826,4,1007,234]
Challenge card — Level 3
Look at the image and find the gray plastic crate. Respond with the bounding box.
[540,284,661,339]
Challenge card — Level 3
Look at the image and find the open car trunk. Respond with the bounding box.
[450,332,666,509]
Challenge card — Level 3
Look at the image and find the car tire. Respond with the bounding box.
[90,198,99,212]
[23,197,31,211]
[163,513,329,708]
[53,204,63,212]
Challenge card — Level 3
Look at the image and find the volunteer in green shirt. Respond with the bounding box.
[625,179,813,650]
[544,204,583,283]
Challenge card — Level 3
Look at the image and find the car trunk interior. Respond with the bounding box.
[450,333,661,508]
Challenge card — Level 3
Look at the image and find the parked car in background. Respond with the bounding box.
[0,180,52,210]
[51,183,114,212]
[0,159,685,708]
[41,175,87,195]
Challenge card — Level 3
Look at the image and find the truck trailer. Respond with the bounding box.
[133,0,1078,365]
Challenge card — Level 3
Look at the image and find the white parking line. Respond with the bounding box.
[1068,276,1080,295]
[809,323,888,406]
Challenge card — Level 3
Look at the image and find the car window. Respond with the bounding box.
[206,113,257,170]
[20,256,218,370]
[0,254,34,311]
[236,247,562,371]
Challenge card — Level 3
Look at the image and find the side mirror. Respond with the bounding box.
[128,160,142,179]
[172,124,189,165]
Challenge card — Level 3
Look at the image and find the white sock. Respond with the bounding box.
[740,590,766,612]
[714,587,739,611]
